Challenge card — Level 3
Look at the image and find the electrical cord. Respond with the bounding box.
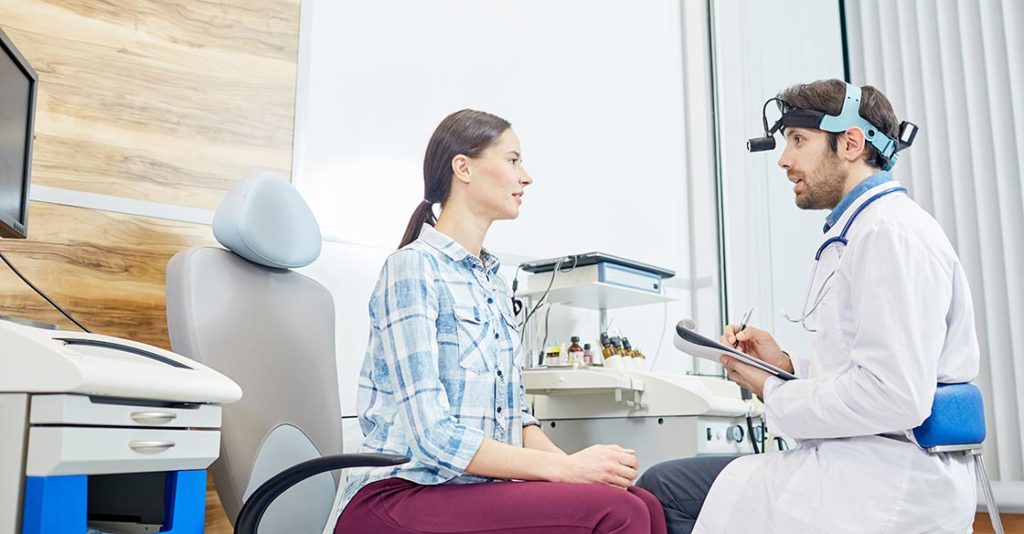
[510,265,524,317]
[648,301,670,369]
[746,415,760,454]
[519,256,576,341]
[518,262,556,333]
[537,304,555,365]
[0,249,91,333]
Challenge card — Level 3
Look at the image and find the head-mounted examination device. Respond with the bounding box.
[747,83,918,171]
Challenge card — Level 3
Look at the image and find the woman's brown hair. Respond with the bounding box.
[398,109,511,248]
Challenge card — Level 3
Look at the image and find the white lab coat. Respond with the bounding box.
[695,181,981,534]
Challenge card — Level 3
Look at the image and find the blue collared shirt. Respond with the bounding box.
[343,224,538,503]
[823,170,894,233]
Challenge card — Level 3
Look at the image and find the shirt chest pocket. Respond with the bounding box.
[497,306,521,355]
[452,305,492,374]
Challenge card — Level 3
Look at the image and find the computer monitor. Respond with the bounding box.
[0,27,37,239]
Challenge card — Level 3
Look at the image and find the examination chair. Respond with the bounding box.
[914,383,1004,534]
[166,172,406,533]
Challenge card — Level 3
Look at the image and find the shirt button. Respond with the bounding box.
[494,332,499,339]
[497,406,502,413]
[487,297,493,304]
[497,370,503,377]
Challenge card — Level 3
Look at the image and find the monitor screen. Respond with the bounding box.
[0,28,37,239]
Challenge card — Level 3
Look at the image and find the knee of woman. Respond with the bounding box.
[596,491,651,532]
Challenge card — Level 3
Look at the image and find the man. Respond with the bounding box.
[637,79,980,533]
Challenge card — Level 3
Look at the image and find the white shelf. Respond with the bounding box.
[523,367,643,395]
[520,281,672,310]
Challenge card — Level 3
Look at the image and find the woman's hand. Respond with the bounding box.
[721,325,793,374]
[553,444,638,489]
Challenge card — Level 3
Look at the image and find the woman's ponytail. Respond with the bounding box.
[398,200,437,249]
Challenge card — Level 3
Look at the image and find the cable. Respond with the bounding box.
[519,256,576,340]
[510,265,524,318]
[0,250,91,333]
[648,301,670,369]
[746,415,760,454]
[518,261,557,333]
[540,304,554,353]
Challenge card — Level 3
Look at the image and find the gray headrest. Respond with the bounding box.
[212,171,322,269]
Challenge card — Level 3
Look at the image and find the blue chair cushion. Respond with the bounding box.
[913,383,986,449]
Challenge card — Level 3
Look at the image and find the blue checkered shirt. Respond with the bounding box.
[343,224,539,503]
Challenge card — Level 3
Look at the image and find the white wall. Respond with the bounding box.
[292,0,722,429]
[713,0,845,359]
[293,0,690,268]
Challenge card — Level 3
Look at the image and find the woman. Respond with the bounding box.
[336,109,666,533]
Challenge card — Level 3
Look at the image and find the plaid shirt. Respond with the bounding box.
[343,224,539,504]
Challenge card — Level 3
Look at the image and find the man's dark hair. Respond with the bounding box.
[779,79,899,169]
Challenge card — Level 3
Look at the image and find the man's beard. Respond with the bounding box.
[796,154,847,210]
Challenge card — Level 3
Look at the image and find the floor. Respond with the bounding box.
[205,477,233,534]
[974,513,1024,533]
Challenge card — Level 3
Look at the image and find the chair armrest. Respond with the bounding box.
[234,453,409,534]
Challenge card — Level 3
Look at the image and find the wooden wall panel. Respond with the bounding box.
[1,2,302,531]
[0,201,215,348]
[0,0,300,210]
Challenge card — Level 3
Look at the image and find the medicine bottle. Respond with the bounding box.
[545,346,561,367]
[622,337,635,358]
[600,333,614,360]
[568,336,584,366]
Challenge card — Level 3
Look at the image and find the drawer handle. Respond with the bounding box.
[130,411,178,425]
[129,440,176,453]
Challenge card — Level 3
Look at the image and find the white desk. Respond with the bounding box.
[0,319,240,533]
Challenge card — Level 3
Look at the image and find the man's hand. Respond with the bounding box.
[719,355,773,397]
[719,325,793,398]
[721,325,794,374]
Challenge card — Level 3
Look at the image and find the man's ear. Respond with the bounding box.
[452,154,472,184]
[841,127,867,163]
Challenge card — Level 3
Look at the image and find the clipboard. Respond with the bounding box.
[673,321,797,380]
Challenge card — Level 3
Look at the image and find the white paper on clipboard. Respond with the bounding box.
[673,322,797,380]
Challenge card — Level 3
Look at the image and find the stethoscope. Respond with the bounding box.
[784,186,907,332]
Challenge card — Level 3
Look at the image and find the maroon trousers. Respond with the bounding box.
[336,478,667,533]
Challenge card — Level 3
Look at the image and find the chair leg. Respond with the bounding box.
[973,451,1004,534]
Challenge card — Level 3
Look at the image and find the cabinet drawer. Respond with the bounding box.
[26,426,220,476]
[30,394,221,428]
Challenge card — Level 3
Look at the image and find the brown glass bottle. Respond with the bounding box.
[600,333,614,360]
[568,336,584,366]
[611,337,624,357]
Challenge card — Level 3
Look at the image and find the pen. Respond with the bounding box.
[733,307,753,348]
